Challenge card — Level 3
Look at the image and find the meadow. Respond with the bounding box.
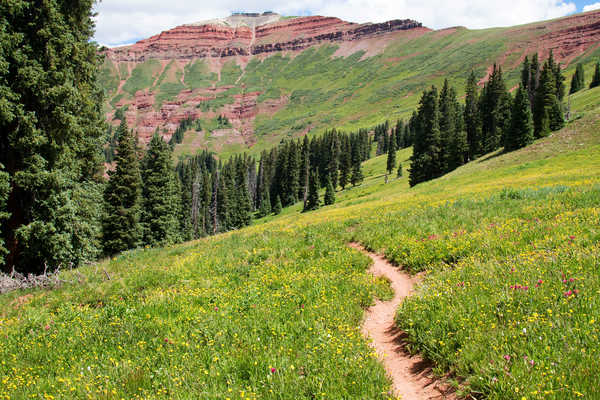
[1,103,600,399]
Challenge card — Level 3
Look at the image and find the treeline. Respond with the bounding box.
[102,121,371,254]
[410,52,566,187]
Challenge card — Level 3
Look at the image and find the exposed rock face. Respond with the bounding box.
[105,15,423,62]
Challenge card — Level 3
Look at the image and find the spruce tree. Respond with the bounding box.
[410,87,441,187]
[570,63,585,94]
[480,65,511,153]
[1,0,105,273]
[505,86,534,152]
[140,133,182,247]
[258,188,271,218]
[465,71,482,159]
[397,163,403,178]
[304,170,320,211]
[350,140,364,187]
[298,136,310,200]
[386,130,397,175]
[439,79,457,173]
[103,120,143,255]
[273,195,282,215]
[590,62,600,89]
[0,166,9,264]
[233,156,252,228]
[534,62,563,137]
[338,136,351,190]
[324,175,335,206]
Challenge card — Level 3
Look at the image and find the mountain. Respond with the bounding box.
[99,10,600,156]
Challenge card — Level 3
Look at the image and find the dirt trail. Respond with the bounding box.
[350,243,454,400]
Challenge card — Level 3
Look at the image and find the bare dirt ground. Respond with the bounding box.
[350,243,456,400]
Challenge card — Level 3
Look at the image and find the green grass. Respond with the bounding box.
[3,104,600,399]
[184,60,218,90]
[121,59,163,96]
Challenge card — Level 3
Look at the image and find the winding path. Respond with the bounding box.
[350,243,454,400]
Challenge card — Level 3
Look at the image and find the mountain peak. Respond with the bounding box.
[185,11,283,29]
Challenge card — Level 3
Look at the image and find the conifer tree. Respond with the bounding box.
[304,170,320,211]
[1,0,105,273]
[395,120,404,148]
[103,120,143,255]
[534,62,563,137]
[273,195,282,215]
[570,63,585,94]
[298,136,310,200]
[410,87,441,187]
[528,54,540,104]
[397,163,403,178]
[338,136,351,190]
[521,56,531,90]
[0,166,9,264]
[258,188,271,218]
[505,86,534,152]
[465,71,482,159]
[350,140,364,187]
[439,79,457,173]
[285,141,300,205]
[590,62,600,89]
[140,133,182,247]
[386,130,397,175]
[324,175,336,206]
[232,156,252,228]
[480,65,511,153]
[550,51,566,101]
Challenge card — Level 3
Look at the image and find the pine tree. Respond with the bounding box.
[550,51,566,102]
[396,163,403,178]
[570,63,585,94]
[465,71,482,159]
[103,120,143,255]
[0,165,9,265]
[521,56,531,90]
[350,140,364,187]
[258,188,271,218]
[273,195,282,215]
[534,62,563,137]
[386,130,397,175]
[304,170,320,211]
[298,136,310,200]
[505,86,534,152]
[338,136,351,190]
[480,65,511,153]
[590,62,600,89]
[324,175,335,206]
[233,156,252,228]
[410,87,441,187]
[528,54,540,105]
[1,0,105,273]
[439,79,457,173]
[140,134,182,247]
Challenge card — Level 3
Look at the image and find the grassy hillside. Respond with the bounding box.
[2,95,599,398]
[99,11,600,157]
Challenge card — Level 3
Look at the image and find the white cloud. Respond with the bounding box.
[93,0,577,47]
[583,2,600,12]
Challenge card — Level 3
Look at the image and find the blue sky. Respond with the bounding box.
[94,0,600,47]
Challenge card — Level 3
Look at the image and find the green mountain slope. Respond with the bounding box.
[2,99,599,398]
[99,11,600,158]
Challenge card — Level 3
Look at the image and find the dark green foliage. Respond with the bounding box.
[570,63,585,94]
[410,86,441,187]
[273,195,282,215]
[0,0,105,273]
[338,136,351,190]
[505,86,534,152]
[397,163,403,178]
[479,65,511,153]
[386,130,397,175]
[534,62,563,138]
[0,165,10,264]
[590,62,600,89]
[324,175,335,206]
[169,117,197,147]
[304,170,320,212]
[141,134,182,247]
[103,120,143,255]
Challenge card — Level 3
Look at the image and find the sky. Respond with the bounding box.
[93,0,600,47]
